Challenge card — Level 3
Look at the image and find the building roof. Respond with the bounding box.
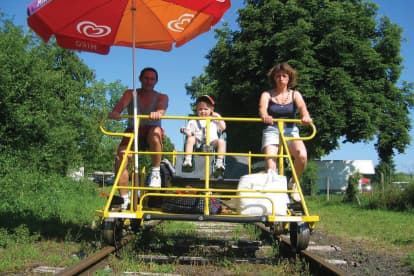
[318,159,375,175]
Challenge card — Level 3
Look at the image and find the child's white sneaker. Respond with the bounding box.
[182,157,193,172]
[182,158,192,168]
[214,158,225,177]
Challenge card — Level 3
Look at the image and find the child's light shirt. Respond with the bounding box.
[185,119,220,144]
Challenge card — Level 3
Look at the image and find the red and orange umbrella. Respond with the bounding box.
[27,0,231,179]
[27,0,231,54]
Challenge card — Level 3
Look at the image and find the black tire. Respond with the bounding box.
[289,222,310,251]
[160,162,172,187]
[101,218,122,247]
[129,219,142,233]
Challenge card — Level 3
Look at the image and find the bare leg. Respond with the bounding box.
[215,138,226,159]
[146,126,164,188]
[264,144,278,171]
[184,136,196,159]
[288,140,307,202]
[147,126,163,167]
[288,140,307,177]
[212,139,226,176]
[115,146,129,197]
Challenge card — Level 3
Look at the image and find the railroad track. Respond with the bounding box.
[52,221,348,275]
[54,220,162,275]
[279,235,346,275]
[57,234,134,276]
[256,222,347,276]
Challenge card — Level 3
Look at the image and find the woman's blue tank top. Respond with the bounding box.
[267,90,296,127]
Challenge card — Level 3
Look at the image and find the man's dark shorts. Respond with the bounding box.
[119,126,165,149]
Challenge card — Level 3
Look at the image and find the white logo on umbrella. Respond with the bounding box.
[36,0,50,6]
[77,21,112,38]
[168,13,194,32]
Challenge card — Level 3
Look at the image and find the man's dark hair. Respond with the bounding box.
[139,67,158,81]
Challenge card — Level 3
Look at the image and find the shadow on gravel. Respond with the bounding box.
[126,224,284,265]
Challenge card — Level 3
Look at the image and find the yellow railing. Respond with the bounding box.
[97,115,318,224]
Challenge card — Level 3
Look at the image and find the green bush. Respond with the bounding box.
[0,225,40,248]
[363,182,414,211]
[0,152,105,240]
[301,160,319,195]
[404,183,414,210]
[404,251,414,272]
[343,173,360,203]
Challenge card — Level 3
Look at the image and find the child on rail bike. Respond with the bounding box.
[180,95,226,176]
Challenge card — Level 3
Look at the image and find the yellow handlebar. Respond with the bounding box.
[100,115,316,141]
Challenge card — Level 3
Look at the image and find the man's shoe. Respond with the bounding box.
[121,196,130,210]
[148,171,161,188]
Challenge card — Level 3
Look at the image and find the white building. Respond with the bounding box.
[69,166,84,181]
[316,160,375,193]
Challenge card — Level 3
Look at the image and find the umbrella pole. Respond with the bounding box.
[131,0,139,208]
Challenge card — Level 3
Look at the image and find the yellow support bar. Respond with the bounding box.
[96,115,318,225]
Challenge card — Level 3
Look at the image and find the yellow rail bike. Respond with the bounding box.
[96,115,319,250]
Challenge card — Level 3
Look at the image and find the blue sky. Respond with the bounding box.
[1,1,413,173]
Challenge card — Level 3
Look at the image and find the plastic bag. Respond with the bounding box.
[237,170,289,215]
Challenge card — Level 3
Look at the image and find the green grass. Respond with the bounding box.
[307,195,414,272]
[0,164,107,272]
[405,252,414,270]
[1,163,413,274]
[0,235,81,271]
[307,195,414,246]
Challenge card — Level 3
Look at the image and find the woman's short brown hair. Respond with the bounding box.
[267,62,297,87]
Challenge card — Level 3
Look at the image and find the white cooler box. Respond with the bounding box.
[237,172,290,216]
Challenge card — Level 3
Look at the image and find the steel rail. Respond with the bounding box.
[58,245,115,276]
[279,235,347,276]
[255,223,347,276]
[58,221,164,275]
[58,221,345,275]
[57,233,136,275]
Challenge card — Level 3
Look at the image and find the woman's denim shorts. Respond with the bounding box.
[261,124,299,150]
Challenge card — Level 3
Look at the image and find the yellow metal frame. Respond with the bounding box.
[96,115,319,228]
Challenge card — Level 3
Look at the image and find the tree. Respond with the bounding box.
[300,160,319,195]
[0,14,178,181]
[79,80,127,172]
[0,16,122,175]
[186,0,414,168]
[343,172,360,203]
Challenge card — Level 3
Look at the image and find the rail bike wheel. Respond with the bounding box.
[271,222,288,238]
[101,218,122,247]
[289,222,310,251]
[129,218,142,233]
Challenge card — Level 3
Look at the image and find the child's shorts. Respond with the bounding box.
[261,124,299,150]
